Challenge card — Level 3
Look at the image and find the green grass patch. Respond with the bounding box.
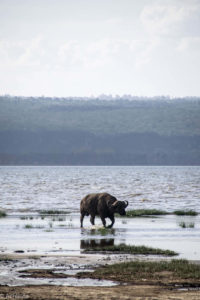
[118,209,199,218]
[83,243,178,256]
[24,224,33,229]
[179,222,195,228]
[24,224,44,229]
[39,210,69,215]
[179,221,186,228]
[78,259,200,282]
[0,211,7,218]
[124,209,168,217]
[174,210,198,216]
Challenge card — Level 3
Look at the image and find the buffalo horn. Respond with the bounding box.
[112,200,118,207]
[124,201,129,207]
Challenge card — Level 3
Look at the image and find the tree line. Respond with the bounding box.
[0,95,199,165]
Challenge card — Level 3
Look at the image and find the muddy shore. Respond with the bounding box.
[1,213,200,299]
[1,253,200,300]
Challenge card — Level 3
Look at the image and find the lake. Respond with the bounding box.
[0,166,199,214]
[0,166,200,260]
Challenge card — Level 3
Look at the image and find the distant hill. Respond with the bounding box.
[0,95,200,165]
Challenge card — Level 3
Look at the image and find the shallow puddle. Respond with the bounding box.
[0,258,117,287]
[16,276,117,287]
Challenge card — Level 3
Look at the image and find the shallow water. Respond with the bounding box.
[0,255,118,287]
[0,166,200,214]
[0,214,200,260]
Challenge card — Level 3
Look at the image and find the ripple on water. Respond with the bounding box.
[0,166,199,213]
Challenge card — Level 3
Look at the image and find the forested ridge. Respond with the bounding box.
[0,95,200,165]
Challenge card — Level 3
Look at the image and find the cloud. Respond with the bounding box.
[57,38,131,69]
[0,35,160,76]
[130,38,160,68]
[58,40,82,66]
[140,1,200,37]
[0,0,200,97]
[177,37,200,53]
[16,36,45,67]
[0,36,45,68]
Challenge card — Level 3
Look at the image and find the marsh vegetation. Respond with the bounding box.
[179,222,195,228]
[174,210,198,216]
[119,209,198,218]
[0,211,7,218]
[77,259,200,283]
[39,210,69,215]
[83,243,178,256]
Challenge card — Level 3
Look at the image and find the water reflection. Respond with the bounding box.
[80,238,115,250]
[81,228,116,236]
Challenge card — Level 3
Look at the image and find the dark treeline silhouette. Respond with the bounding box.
[0,130,199,165]
[0,95,200,165]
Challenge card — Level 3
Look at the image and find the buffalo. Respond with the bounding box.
[80,192,128,228]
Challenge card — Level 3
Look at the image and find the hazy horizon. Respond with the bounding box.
[1,0,200,98]
[1,94,200,99]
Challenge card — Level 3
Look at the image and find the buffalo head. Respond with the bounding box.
[111,200,129,216]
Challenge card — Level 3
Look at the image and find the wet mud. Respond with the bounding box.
[1,253,200,299]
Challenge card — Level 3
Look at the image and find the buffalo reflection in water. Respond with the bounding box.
[80,238,115,250]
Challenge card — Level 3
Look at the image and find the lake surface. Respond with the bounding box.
[0,166,200,260]
[0,166,199,214]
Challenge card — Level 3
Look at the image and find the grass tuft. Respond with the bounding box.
[39,210,69,215]
[124,209,168,217]
[24,224,33,229]
[24,224,44,229]
[174,210,198,216]
[83,243,178,256]
[118,209,199,218]
[179,222,195,228]
[0,211,7,218]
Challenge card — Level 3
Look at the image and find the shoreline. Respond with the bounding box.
[1,252,200,264]
[0,253,200,300]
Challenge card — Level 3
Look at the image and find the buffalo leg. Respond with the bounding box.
[90,215,95,226]
[100,216,106,227]
[80,213,85,228]
[107,216,115,228]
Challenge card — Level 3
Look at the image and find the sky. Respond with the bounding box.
[0,0,200,97]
